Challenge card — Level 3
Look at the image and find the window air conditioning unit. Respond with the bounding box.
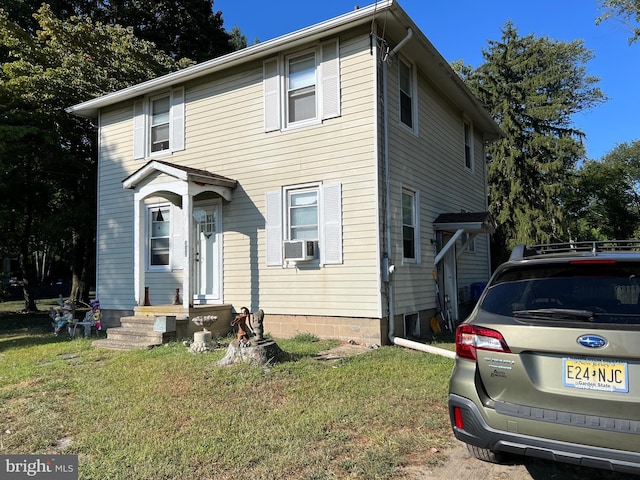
[284,240,316,262]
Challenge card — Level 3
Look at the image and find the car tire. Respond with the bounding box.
[466,444,504,463]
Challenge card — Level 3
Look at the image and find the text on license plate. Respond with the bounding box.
[563,358,628,393]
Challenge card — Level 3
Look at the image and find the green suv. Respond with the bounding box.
[448,241,640,475]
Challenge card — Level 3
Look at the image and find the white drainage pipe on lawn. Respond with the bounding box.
[392,336,456,359]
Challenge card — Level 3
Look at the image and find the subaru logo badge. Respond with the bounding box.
[577,335,607,349]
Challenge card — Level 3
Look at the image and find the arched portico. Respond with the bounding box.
[122,160,237,309]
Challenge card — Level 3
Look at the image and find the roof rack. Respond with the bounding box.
[510,240,640,260]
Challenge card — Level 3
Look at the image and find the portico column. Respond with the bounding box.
[133,192,146,306]
[182,192,192,309]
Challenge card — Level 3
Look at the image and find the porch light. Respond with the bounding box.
[155,208,164,222]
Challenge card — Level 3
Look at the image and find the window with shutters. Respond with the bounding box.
[287,188,319,241]
[150,94,170,153]
[263,39,340,132]
[265,182,343,266]
[133,87,185,160]
[287,51,317,124]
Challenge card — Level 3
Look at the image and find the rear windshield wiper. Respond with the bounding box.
[512,308,595,321]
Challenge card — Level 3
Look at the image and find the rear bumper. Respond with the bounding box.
[449,393,640,475]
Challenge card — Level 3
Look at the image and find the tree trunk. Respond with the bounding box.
[19,247,39,312]
[69,231,94,304]
[19,192,38,312]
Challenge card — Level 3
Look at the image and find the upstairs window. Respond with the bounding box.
[464,119,474,171]
[133,87,185,159]
[150,95,170,153]
[287,52,317,124]
[398,58,417,133]
[399,59,413,128]
[263,39,340,132]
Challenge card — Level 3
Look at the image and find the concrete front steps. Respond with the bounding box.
[92,304,232,350]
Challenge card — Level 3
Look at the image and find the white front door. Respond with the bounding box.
[193,202,222,304]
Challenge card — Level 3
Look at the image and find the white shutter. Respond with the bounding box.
[171,87,185,152]
[265,190,283,266]
[263,58,281,132]
[321,40,340,120]
[133,99,145,159]
[321,182,342,265]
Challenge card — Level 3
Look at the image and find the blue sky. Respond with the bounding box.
[215,0,639,160]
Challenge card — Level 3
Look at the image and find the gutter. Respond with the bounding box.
[67,1,396,119]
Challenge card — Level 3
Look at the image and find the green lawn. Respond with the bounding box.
[0,320,455,480]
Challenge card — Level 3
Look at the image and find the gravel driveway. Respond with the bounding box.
[408,439,639,479]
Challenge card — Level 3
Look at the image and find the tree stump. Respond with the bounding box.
[216,339,288,367]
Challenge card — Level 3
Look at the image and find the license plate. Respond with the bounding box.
[563,358,628,393]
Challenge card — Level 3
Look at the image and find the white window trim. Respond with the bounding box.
[401,186,421,264]
[147,203,171,272]
[463,118,475,173]
[133,87,185,160]
[285,183,320,241]
[398,56,418,135]
[285,49,320,129]
[460,232,477,254]
[403,312,420,338]
[263,39,340,133]
[265,182,342,266]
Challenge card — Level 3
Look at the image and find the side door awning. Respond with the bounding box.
[433,212,496,265]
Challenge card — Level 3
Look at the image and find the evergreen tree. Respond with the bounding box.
[229,25,247,50]
[463,22,606,265]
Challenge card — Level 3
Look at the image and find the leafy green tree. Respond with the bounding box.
[463,22,606,266]
[90,0,233,62]
[0,5,182,310]
[566,141,640,240]
[597,0,640,44]
[0,0,234,62]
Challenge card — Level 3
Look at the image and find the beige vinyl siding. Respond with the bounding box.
[94,30,380,318]
[219,34,379,317]
[385,55,491,316]
[98,106,188,309]
[96,105,137,310]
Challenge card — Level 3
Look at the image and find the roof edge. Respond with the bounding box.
[67,1,395,119]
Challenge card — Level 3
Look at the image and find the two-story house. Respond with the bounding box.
[67,0,500,349]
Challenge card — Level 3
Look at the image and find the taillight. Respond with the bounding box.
[453,406,464,429]
[455,324,511,361]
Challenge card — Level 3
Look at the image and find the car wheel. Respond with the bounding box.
[466,444,504,463]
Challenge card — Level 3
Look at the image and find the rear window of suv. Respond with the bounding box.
[481,260,640,325]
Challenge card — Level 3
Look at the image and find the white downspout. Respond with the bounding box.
[381,27,455,359]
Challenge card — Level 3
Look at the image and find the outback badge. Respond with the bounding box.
[577,334,607,349]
